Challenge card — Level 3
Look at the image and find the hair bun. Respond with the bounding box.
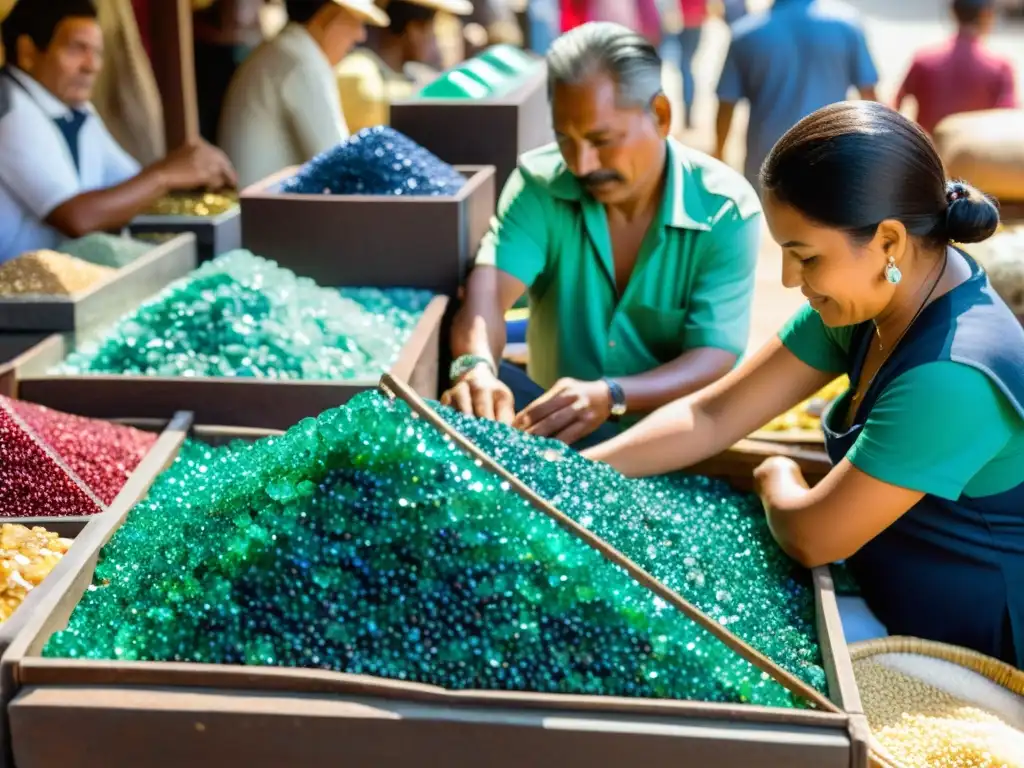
[945,180,1000,244]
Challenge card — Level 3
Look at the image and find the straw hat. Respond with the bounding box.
[333,0,391,27]
[377,0,475,17]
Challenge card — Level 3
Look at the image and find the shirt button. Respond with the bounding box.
[608,340,616,348]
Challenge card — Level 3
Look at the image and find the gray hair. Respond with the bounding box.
[546,22,664,110]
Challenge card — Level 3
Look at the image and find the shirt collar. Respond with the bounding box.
[283,22,333,70]
[6,66,92,119]
[543,138,712,231]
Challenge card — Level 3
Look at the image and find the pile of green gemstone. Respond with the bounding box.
[58,233,152,269]
[56,250,433,380]
[44,392,826,707]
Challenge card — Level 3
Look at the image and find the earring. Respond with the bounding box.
[884,256,902,285]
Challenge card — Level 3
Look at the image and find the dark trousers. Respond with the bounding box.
[498,362,619,451]
[662,26,703,127]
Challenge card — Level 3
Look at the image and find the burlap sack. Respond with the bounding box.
[968,225,1024,316]
[91,0,166,166]
[934,109,1024,203]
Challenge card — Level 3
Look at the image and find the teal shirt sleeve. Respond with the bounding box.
[473,169,549,288]
[848,362,1020,500]
[682,201,761,356]
[778,303,855,373]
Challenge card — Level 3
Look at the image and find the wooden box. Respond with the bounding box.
[0,414,284,768]
[128,206,242,264]
[390,65,553,190]
[0,235,196,334]
[8,296,447,430]
[0,396,868,768]
[239,166,495,298]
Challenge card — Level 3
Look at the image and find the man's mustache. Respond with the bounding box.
[580,171,624,187]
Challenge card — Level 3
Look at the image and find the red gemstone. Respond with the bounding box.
[0,397,158,516]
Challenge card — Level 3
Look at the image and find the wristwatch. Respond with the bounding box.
[603,378,627,421]
[449,354,496,383]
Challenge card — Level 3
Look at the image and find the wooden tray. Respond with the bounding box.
[748,428,826,446]
[0,385,868,768]
[0,234,197,333]
[240,166,495,299]
[9,296,446,430]
[0,411,193,768]
[390,65,552,190]
[129,206,241,264]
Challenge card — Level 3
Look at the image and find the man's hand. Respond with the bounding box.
[514,378,612,445]
[440,366,516,424]
[156,140,238,191]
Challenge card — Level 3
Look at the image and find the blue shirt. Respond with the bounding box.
[0,68,141,263]
[716,0,879,186]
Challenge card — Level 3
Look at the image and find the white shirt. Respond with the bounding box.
[219,23,350,189]
[0,68,141,263]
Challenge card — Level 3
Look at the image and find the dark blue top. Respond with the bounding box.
[822,256,1024,668]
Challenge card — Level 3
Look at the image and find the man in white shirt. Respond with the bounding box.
[0,0,237,264]
[219,0,389,188]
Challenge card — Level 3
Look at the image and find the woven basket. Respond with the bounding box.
[850,637,1024,768]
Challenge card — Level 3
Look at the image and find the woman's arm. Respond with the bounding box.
[756,362,1019,567]
[754,457,923,567]
[582,337,836,476]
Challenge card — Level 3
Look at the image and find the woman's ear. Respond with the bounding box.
[874,219,909,264]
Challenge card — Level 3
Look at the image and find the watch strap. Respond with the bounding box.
[449,354,496,383]
[603,378,627,420]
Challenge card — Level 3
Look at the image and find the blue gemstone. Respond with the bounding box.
[282,127,466,198]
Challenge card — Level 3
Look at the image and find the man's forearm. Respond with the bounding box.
[613,347,737,414]
[450,306,507,369]
[46,167,170,238]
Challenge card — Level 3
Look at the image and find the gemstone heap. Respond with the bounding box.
[0,396,156,516]
[145,191,238,217]
[57,251,433,380]
[5,398,157,505]
[0,524,73,622]
[282,126,466,197]
[45,392,826,708]
[58,233,153,269]
[0,250,115,296]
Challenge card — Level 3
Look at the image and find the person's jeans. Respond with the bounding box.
[498,362,620,451]
[664,26,703,128]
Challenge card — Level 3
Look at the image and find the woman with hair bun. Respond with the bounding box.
[585,101,1024,667]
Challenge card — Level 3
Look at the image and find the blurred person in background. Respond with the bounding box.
[337,0,471,134]
[192,0,267,144]
[219,0,388,188]
[560,0,662,44]
[660,0,706,131]
[462,0,524,58]
[526,0,559,53]
[720,0,747,24]
[442,23,760,450]
[715,0,878,188]
[0,0,235,262]
[894,0,1016,135]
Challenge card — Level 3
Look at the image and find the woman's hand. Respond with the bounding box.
[753,456,809,502]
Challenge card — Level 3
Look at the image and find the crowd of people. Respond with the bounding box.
[0,0,1021,667]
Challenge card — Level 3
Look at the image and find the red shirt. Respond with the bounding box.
[679,0,708,27]
[897,32,1017,134]
[559,0,662,43]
